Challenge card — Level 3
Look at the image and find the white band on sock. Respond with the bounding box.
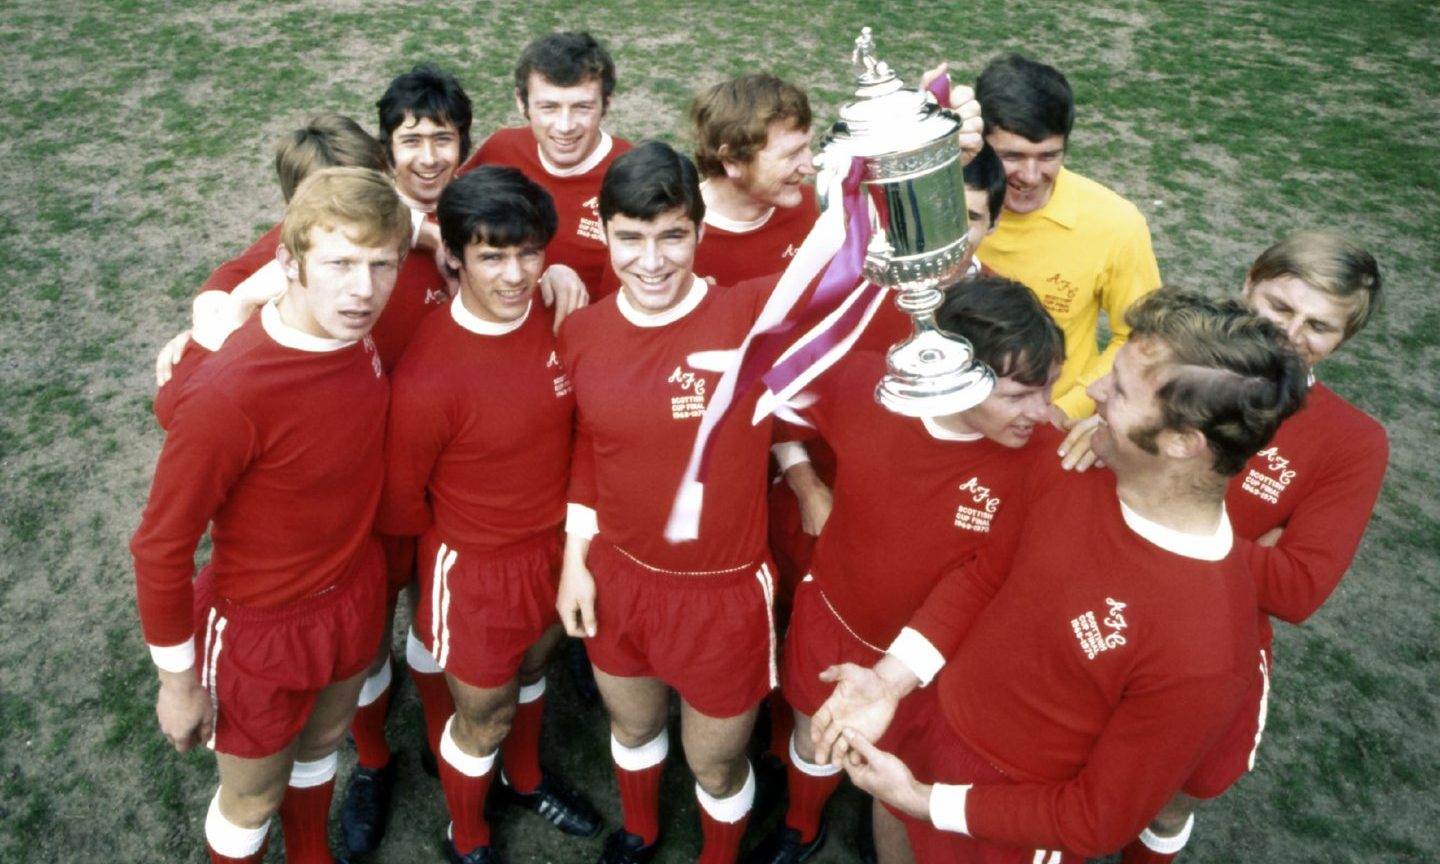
[440,716,497,777]
[695,762,755,824]
[288,753,338,789]
[406,627,443,674]
[357,655,393,706]
[205,790,269,857]
[789,731,842,778]
[1139,814,1195,854]
[517,677,547,705]
[611,729,669,771]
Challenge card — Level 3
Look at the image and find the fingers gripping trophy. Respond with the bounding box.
[822,27,994,416]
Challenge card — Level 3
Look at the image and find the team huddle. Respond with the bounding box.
[130,30,1389,864]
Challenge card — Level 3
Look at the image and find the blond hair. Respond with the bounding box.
[690,74,811,178]
[280,167,412,267]
[1247,231,1381,339]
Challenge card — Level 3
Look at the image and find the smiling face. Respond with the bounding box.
[954,364,1061,448]
[605,207,700,315]
[1087,338,1169,469]
[987,127,1066,215]
[278,224,402,341]
[1244,274,1355,369]
[726,120,815,210]
[389,114,460,209]
[448,240,545,324]
[519,73,606,170]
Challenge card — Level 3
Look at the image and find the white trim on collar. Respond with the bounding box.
[262,299,354,352]
[538,131,614,177]
[1119,500,1234,561]
[450,294,531,335]
[921,415,985,442]
[616,275,708,327]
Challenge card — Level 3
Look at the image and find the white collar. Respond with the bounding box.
[451,294,531,335]
[921,415,985,441]
[615,276,707,327]
[1119,500,1234,561]
[538,131,614,177]
[262,298,354,353]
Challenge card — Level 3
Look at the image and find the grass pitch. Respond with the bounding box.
[1,1,1436,862]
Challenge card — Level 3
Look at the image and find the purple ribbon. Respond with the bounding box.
[927,71,951,107]
[692,157,874,481]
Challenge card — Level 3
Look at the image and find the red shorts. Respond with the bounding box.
[379,533,418,598]
[1182,647,1271,799]
[767,480,815,616]
[883,687,1081,864]
[584,540,777,719]
[194,540,386,759]
[414,528,562,689]
[781,577,884,717]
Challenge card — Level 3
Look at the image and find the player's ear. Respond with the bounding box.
[719,145,746,181]
[515,90,528,118]
[276,242,303,285]
[1159,426,1207,462]
[443,248,463,274]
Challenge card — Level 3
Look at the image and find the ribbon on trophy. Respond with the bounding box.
[664,154,885,542]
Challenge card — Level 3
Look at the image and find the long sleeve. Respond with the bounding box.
[962,669,1246,856]
[1053,221,1161,419]
[130,389,257,646]
[1249,430,1388,624]
[377,366,450,538]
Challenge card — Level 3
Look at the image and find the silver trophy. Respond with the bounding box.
[819,27,994,417]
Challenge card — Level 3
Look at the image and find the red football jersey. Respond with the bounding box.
[131,305,388,647]
[559,278,773,570]
[461,127,632,299]
[380,298,574,551]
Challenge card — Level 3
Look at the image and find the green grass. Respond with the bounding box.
[2,1,1436,862]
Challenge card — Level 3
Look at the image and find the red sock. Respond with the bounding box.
[501,679,546,794]
[279,768,336,864]
[766,691,794,766]
[612,732,668,845]
[783,743,842,843]
[1122,839,1179,863]
[410,665,455,754]
[439,717,497,853]
[351,662,393,770]
[696,769,754,864]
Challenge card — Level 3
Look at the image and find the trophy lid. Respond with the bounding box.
[825,27,961,161]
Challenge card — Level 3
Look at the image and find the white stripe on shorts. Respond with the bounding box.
[432,543,458,668]
[755,563,778,689]
[1247,648,1271,771]
[1032,850,1061,864]
[204,613,227,751]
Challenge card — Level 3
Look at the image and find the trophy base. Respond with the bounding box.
[876,328,995,417]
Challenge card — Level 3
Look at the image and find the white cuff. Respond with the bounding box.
[887,628,946,687]
[771,441,812,472]
[929,783,971,835]
[149,640,196,673]
[191,292,245,352]
[566,503,599,539]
